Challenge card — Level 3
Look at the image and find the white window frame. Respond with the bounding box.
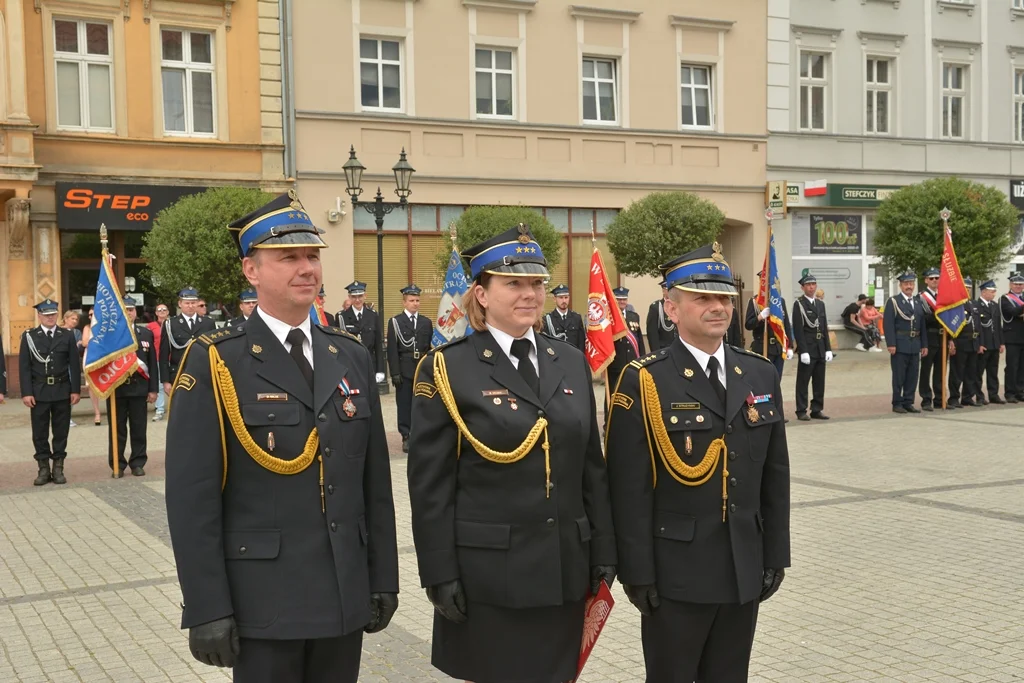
[799,50,829,132]
[1016,0,1024,9]
[679,63,714,130]
[1014,69,1024,143]
[53,18,115,133]
[941,62,967,140]
[159,27,217,138]
[865,56,893,135]
[473,46,516,120]
[581,56,620,126]
[359,36,405,113]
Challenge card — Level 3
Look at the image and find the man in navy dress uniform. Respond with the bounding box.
[976,280,1004,404]
[228,288,258,327]
[339,281,385,386]
[386,284,433,453]
[883,273,928,414]
[108,296,160,475]
[543,284,586,351]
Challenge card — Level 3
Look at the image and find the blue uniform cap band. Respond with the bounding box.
[469,239,545,279]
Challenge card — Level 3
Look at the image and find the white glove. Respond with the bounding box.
[825,351,834,362]
[375,372,385,383]
[786,349,794,360]
[759,308,771,321]
[800,353,811,365]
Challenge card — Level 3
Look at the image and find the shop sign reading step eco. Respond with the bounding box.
[56,182,208,231]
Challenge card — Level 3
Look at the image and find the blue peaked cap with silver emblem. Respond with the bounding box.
[659,243,738,296]
[981,280,997,290]
[461,223,549,280]
[550,284,570,296]
[178,287,199,301]
[897,272,916,282]
[228,190,327,259]
[33,299,59,314]
[239,288,258,303]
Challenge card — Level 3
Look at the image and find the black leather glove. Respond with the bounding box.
[188,616,240,668]
[760,568,785,602]
[392,375,402,388]
[623,584,660,617]
[590,565,616,596]
[425,579,467,623]
[365,592,399,633]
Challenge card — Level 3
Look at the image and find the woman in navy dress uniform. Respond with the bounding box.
[408,224,617,683]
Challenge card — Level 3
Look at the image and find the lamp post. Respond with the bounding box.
[342,146,415,332]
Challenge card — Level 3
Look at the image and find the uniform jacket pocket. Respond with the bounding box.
[241,403,301,427]
[654,511,696,542]
[454,520,511,549]
[576,516,592,543]
[223,529,281,560]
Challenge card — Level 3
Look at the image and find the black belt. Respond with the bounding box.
[399,350,421,359]
[35,375,68,385]
[896,331,919,338]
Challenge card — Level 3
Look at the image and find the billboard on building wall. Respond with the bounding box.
[809,214,862,255]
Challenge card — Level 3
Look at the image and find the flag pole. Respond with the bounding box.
[762,209,773,358]
[940,208,950,411]
[99,224,120,479]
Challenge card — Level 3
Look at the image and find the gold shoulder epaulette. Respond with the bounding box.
[319,325,361,344]
[198,325,244,347]
[629,348,669,369]
[731,345,774,365]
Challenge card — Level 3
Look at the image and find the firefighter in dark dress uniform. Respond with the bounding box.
[1000,272,1024,402]
[107,296,159,476]
[917,268,945,410]
[19,299,81,486]
[543,284,586,351]
[605,243,791,683]
[408,223,616,683]
[386,284,433,453]
[160,287,216,397]
[339,281,385,385]
[791,274,831,421]
[607,287,644,389]
[164,191,399,683]
[228,288,258,327]
[948,277,982,408]
[883,273,928,414]
[646,283,677,353]
[976,280,1005,404]
[744,271,794,378]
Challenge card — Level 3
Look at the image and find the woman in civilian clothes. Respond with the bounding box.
[408,224,617,683]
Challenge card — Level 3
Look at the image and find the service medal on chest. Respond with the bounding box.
[343,397,357,418]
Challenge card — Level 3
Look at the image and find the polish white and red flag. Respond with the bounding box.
[804,179,827,197]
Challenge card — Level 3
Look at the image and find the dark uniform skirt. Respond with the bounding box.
[431,599,586,683]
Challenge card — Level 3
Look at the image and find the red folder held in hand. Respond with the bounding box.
[574,581,615,681]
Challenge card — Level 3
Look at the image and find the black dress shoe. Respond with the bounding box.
[892,406,908,414]
[921,404,934,412]
[961,400,978,407]
[401,437,409,454]
[1007,396,1019,403]
[990,396,1006,404]
[797,414,811,421]
[131,467,146,477]
[113,470,124,479]
[810,412,830,420]
[904,405,921,413]
[951,402,964,409]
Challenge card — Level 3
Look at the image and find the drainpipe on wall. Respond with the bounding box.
[280,0,297,181]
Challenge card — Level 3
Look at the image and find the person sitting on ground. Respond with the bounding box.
[858,297,884,351]
[841,294,874,351]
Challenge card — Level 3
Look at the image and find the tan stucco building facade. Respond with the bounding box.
[292,0,769,319]
[2,0,287,389]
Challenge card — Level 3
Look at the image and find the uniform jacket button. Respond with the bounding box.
[726,425,733,434]
[328,484,335,494]
[330,522,337,532]
[537,410,545,418]
[729,477,737,487]
[238,546,247,555]
[267,414,275,421]
[323,447,331,457]
[729,503,737,513]
[728,451,737,461]
[546,518,555,527]
[319,413,327,422]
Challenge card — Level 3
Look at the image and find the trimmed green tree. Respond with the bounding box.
[435,205,563,271]
[874,177,1018,280]
[606,191,725,277]
[142,187,275,305]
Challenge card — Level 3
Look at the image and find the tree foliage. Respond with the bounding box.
[142,187,275,305]
[435,205,563,273]
[606,191,726,278]
[874,177,1018,280]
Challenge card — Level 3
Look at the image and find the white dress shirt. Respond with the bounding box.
[41,325,57,337]
[486,324,539,374]
[804,295,816,306]
[679,337,727,390]
[405,310,417,325]
[260,310,315,369]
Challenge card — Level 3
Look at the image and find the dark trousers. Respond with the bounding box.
[641,598,759,683]
[396,375,413,438]
[890,352,919,407]
[106,395,148,471]
[770,355,784,379]
[30,399,71,462]
[918,342,944,406]
[1004,344,1024,398]
[843,321,874,348]
[234,632,362,683]
[948,347,979,403]
[979,348,1001,399]
[795,357,825,414]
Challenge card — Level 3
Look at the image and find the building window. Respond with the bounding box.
[360,38,402,111]
[582,57,618,124]
[680,64,713,128]
[1015,70,1024,143]
[53,19,114,131]
[475,48,514,118]
[865,58,891,134]
[941,63,966,139]
[799,51,828,131]
[161,29,215,136]
[1016,0,1024,8]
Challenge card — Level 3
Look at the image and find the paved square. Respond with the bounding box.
[1,355,1022,681]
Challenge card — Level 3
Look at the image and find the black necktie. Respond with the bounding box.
[410,315,416,329]
[187,317,194,331]
[286,328,314,391]
[707,356,726,408]
[510,339,539,396]
[356,311,361,322]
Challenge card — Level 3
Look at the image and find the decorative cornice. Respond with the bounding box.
[1012,7,1024,21]
[791,24,843,45]
[933,38,981,55]
[936,0,974,16]
[857,30,907,47]
[1007,44,1024,58]
[144,0,236,29]
[862,0,900,7]
[568,5,641,22]
[461,0,536,12]
[669,15,735,32]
